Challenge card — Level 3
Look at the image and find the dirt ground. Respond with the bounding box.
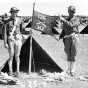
[0,72,88,88]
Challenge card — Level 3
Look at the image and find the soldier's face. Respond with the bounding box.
[11,12,18,18]
[68,10,75,17]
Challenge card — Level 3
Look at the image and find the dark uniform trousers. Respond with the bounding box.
[63,36,77,62]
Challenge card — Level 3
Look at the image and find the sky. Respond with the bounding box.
[0,0,88,16]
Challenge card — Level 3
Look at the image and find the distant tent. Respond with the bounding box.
[80,25,88,34]
[2,35,63,73]
[0,40,9,72]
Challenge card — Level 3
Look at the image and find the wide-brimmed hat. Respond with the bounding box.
[9,7,19,13]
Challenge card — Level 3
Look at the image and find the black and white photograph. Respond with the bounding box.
[0,0,88,88]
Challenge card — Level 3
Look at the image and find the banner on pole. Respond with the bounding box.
[32,10,60,34]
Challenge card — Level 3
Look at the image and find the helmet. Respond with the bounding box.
[68,5,76,13]
[9,7,19,13]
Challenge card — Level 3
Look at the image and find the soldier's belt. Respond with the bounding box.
[8,34,22,41]
[64,33,78,39]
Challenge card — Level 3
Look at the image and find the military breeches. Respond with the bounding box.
[7,39,22,58]
[63,37,78,62]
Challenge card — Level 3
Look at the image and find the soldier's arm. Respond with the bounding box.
[59,16,80,27]
[21,17,31,34]
[3,24,8,48]
[59,29,65,39]
[59,17,74,27]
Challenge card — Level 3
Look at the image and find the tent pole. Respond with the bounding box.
[28,2,35,74]
[29,30,33,74]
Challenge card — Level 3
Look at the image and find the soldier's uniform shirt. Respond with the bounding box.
[61,16,80,61]
[7,17,22,40]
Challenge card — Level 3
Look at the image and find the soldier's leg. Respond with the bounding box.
[70,38,77,75]
[15,40,22,76]
[8,40,14,75]
[63,38,72,75]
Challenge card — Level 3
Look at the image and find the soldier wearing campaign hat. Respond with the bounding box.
[9,7,19,13]
[59,5,80,76]
[3,7,24,77]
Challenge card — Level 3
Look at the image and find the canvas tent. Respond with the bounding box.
[1,33,63,73]
[0,27,88,75]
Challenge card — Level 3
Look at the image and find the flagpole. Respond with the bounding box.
[28,2,35,74]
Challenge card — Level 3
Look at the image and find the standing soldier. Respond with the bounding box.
[3,7,26,77]
[59,5,80,76]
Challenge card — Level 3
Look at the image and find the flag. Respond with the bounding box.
[32,10,59,35]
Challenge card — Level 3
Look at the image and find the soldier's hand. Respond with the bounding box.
[60,17,66,22]
[4,43,8,49]
[53,35,60,41]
